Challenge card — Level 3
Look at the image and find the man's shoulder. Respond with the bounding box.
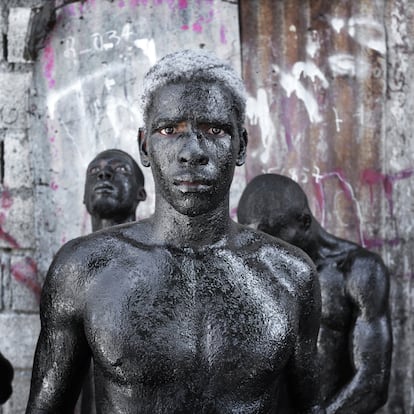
[341,245,389,311]
[235,224,317,288]
[341,244,388,280]
[47,222,151,284]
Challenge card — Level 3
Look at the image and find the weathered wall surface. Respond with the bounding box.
[240,1,414,413]
[0,0,413,412]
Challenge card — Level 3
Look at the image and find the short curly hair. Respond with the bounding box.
[141,49,246,126]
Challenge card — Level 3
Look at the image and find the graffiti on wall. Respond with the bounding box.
[30,0,241,263]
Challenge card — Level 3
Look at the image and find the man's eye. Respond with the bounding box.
[115,165,127,172]
[207,127,225,136]
[89,167,100,174]
[159,126,176,135]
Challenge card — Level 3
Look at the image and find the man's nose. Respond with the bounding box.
[178,132,209,166]
[97,167,113,180]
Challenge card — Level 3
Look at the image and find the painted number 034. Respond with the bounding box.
[63,23,134,58]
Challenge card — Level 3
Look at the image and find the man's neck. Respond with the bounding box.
[312,223,355,263]
[151,197,233,249]
[91,214,136,232]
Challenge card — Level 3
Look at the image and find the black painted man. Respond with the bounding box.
[84,149,147,232]
[238,173,392,414]
[26,50,324,414]
[79,148,147,414]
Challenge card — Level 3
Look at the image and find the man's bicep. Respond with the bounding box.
[346,255,392,387]
[27,255,90,413]
[287,266,324,413]
[347,253,390,319]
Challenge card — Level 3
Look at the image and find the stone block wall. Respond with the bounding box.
[0,1,413,413]
[0,3,41,412]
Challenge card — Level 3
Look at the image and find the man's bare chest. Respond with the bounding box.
[83,247,298,387]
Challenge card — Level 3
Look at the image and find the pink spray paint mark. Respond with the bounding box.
[312,168,362,244]
[67,4,76,16]
[50,182,59,191]
[181,24,189,30]
[361,167,414,216]
[281,97,294,151]
[1,189,13,209]
[11,257,41,303]
[312,177,325,216]
[178,0,188,9]
[44,43,56,89]
[49,136,55,143]
[118,0,126,7]
[77,1,85,14]
[0,228,19,249]
[220,24,227,44]
[192,21,203,33]
[362,235,401,250]
[0,212,19,249]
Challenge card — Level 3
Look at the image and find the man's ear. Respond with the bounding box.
[236,128,248,166]
[138,128,150,167]
[137,187,147,202]
[302,213,312,231]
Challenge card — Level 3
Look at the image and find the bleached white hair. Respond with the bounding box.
[141,49,246,126]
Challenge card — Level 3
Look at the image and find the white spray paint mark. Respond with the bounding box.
[274,63,329,124]
[292,61,329,88]
[354,107,364,126]
[348,17,386,55]
[312,166,365,245]
[134,38,157,65]
[332,107,343,132]
[331,17,345,33]
[105,95,142,140]
[246,88,276,164]
[306,30,320,58]
[289,25,296,32]
[104,78,116,92]
[328,53,356,77]
[47,64,125,119]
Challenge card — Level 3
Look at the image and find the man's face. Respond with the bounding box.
[84,152,141,219]
[141,81,246,216]
[239,200,311,253]
[257,211,309,251]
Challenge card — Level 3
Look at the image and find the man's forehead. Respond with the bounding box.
[89,153,134,167]
[149,81,237,122]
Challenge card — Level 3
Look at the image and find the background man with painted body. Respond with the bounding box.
[26,50,324,413]
[238,173,392,414]
[80,148,147,414]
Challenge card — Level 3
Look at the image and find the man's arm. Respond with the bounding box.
[0,351,13,404]
[26,243,91,414]
[326,252,392,414]
[287,260,325,414]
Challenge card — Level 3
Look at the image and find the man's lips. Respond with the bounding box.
[93,183,114,194]
[173,177,213,193]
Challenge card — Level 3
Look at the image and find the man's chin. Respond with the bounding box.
[170,195,220,217]
[90,200,122,218]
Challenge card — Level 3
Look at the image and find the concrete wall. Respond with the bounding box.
[0,0,413,412]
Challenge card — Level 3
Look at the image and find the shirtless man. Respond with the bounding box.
[84,149,147,232]
[238,173,392,413]
[80,149,146,413]
[26,50,323,414]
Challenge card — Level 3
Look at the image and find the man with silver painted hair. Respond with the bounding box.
[26,49,324,414]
